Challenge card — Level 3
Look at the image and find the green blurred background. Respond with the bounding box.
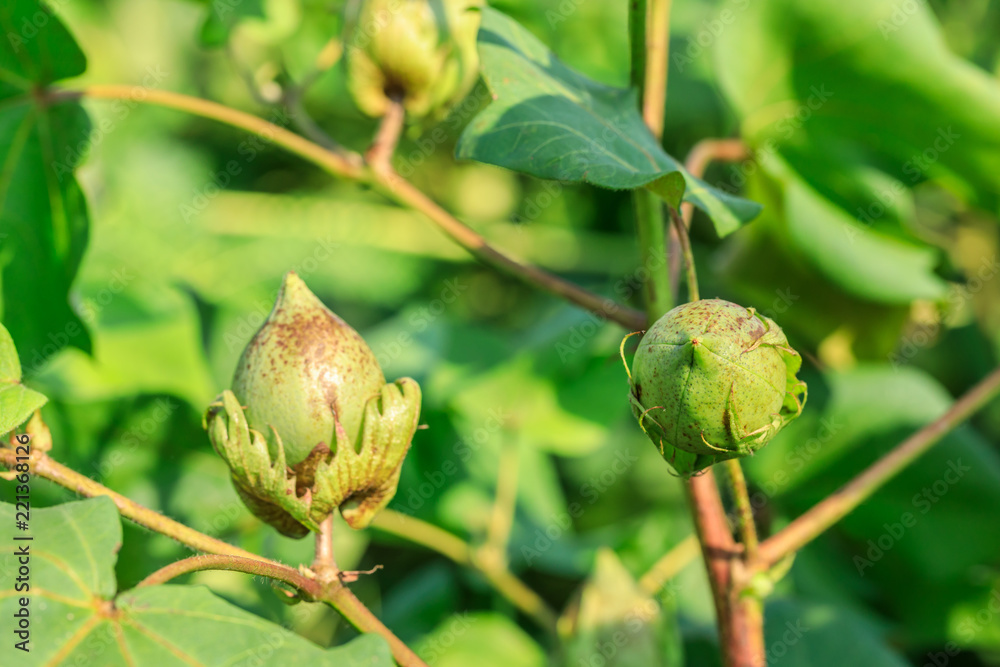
[11,0,1000,665]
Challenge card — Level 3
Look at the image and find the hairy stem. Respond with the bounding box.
[669,206,699,302]
[723,459,758,563]
[136,554,310,589]
[47,85,366,180]
[0,449,426,667]
[1,449,264,561]
[324,587,428,667]
[759,364,1000,567]
[313,513,339,584]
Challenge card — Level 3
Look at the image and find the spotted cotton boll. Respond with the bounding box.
[625,299,807,477]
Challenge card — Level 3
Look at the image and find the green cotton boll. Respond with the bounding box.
[233,272,386,467]
[205,272,422,537]
[344,0,481,119]
[626,299,807,477]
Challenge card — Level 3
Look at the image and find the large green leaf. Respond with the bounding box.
[760,155,947,304]
[457,8,761,237]
[716,0,1000,216]
[0,0,92,371]
[0,497,393,665]
[0,321,46,435]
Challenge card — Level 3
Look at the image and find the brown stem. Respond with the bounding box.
[47,85,643,333]
[325,586,428,666]
[372,168,646,330]
[759,364,1000,568]
[0,449,265,561]
[313,513,339,584]
[685,473,763,667]
[137,554,311,589]
[366,96,406,175]
[0,449,427,667]
[47,85,365,180]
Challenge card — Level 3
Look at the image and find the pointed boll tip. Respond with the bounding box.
[276,271,324,314]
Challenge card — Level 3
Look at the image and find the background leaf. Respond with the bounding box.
[0,0,92,370]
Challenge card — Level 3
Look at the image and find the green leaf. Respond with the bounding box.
[0,384,47,436]
[0,0,92,370]
[0,497,393,665]
[456,8,761,237]
[762,155,947,304]
[0,321,47,435]
[0,320,20,382]
[716,0,1000,216]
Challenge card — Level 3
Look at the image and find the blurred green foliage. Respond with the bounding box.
[2,0,1000,665]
